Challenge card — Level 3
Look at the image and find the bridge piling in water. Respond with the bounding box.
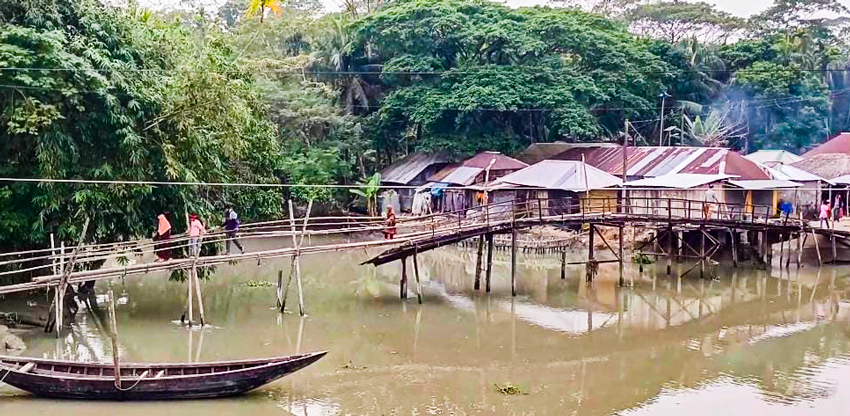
[485,234,494,293]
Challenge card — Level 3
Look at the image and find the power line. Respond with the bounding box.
[3,66,850,75]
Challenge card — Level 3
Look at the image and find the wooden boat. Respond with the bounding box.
[0,351,327,400]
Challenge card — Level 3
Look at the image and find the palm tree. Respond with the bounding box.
[246,0,282,23]
[309,16,372,114]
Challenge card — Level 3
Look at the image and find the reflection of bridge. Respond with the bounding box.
[363,196,850,300]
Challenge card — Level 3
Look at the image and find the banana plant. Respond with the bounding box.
[350,172,381,216]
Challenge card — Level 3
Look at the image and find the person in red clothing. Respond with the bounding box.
[383,206,397,240]
[188,214,206,257]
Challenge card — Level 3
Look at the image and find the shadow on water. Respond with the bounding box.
[2,236,850,415]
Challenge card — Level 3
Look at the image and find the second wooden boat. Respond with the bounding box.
[0,351,327,400]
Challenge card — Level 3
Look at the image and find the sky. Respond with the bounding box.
[139,0,850,18]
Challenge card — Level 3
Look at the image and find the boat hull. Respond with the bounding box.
[0,352,326,400]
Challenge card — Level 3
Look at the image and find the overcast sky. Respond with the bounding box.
[139,0,850,18]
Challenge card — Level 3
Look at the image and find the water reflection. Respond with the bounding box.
[2,236,850,415]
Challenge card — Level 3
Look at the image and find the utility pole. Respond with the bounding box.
[659,92,670,146]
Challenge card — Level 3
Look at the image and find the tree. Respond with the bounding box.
[627,1,743,43]
[245,0,283,23]
[350,0,667,159]
[0,0,284,263]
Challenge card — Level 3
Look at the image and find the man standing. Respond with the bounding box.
[224,206,244,255]
[703,184,718,219]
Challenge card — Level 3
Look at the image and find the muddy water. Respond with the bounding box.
[1,236,850,415]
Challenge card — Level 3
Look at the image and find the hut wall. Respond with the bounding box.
[582,190,620,214]
[629,188,726,218]
[779,181,820,219]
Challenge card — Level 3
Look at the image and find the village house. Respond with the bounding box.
[428,151,528,213]
[379,152,449,212]
[744,149,802,167]
[492,160,622,216]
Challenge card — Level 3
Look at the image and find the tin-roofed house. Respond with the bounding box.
[624,174,733,218]
[744,150,802,167]
[765,164,832,218]
[428,151,528,213]
[493,160,622,216]
[379,152,449,212]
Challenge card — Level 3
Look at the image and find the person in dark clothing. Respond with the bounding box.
[223,207,244,255]
[153,213,172,261]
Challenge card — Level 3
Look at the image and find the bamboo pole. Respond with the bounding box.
[52,218,90,334]
[192,259,205,326]
[288,199,312,316]
[811,229,822,266]
[413,248,422,304]
[107,287,122,389]
[474,235,484,291]
[485,234,494,293]
[511,227,517,297]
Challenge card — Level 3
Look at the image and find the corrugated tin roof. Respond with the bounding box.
[552,146,770,180]
[831,174,850,185]
[436,166,484,185]
[624,174,733,189]
[494,160,622,191]
[380,152,450,184]
[803,132,850,157]
[515,142,618,165]
[745,150,802,166]
[463,151,529,171]
[728,180,802,190]
[766,164,831,183]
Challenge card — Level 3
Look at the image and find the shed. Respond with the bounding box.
[428,152,528,213]
[624,174,733,219]
[744,150,802,167]
[726,180,803,217]
[766,164,831,218]
[493,160,622,215]
[380,152,450,211]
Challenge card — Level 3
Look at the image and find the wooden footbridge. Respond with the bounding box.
[1,196,848,333]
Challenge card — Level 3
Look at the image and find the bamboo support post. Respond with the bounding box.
[288,199,312,316]
[586,225,595,282]
[400,257,408,299]
[485,234,494,293]
[811,229,822,266]
[666,226,673,276]
[107,287,122,389]
[276,269,283,308]
[730,229,738,268]
[560,249,566,280]
[192,259,205,326]
[186,266,194,327]
[413,249,422,304]
[618,224,625,287]
[511,227,517,297]
[474,235,484,291]
[52,218,90,334]
[699,225,705,279]
[797,231,803,269]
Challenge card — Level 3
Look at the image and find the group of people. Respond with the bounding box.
[153,207,245,261]
[820,195,845,229]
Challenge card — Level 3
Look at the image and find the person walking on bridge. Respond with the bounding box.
[223,206,244,255]
[153,212,173,262]
[189,214,206,257]
[383,206,397,240]
[820,200,831,229]
[703,184,719,219]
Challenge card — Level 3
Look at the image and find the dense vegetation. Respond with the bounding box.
[2,0,850,256]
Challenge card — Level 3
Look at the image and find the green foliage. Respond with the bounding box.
[0,0,283,258]
[353,0,667,158]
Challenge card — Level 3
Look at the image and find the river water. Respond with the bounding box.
[1,236,850,415]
